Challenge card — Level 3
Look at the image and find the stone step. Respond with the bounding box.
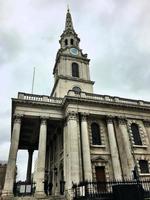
[47,195,65,200]
[13,195,65,200]
[14,197,36,200]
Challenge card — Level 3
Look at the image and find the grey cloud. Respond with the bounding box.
[0,30,22,65]
[0,126,10,142]
[0,142,9,161]
[0,109,10,118]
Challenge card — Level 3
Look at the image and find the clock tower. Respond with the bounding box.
[51,8,94,97]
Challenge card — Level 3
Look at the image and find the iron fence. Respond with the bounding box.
[13,181,36,196]
[13,181,65,196]
[72,179,150,200]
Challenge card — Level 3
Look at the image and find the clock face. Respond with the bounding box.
[70,48,78,55]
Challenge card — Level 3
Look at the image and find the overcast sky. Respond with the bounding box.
[1,0,150,180]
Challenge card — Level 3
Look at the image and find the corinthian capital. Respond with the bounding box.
[40,116,48,125]
[143,120,150,127]
[67,111,77,121]
[118,117,127,125]
[81,112,88,121]
[106,115,114,124]
[13,114,23,124]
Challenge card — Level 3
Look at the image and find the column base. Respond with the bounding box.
[1,192,14,200]
[34,191,47,199]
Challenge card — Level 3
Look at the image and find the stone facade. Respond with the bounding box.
[0,163,7,195]
[2,8,150,200]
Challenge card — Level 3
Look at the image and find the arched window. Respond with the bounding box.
[131,123,142,145]
[65,39,68,46]
[139,160,149,173]
[72,86,81,94]
[70,38,74,45]
[72,62,79,77]
[91,123,101,145]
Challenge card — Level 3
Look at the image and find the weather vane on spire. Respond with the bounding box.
[67,3,70,12]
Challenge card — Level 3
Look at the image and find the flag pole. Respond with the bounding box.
[31,67,35,94]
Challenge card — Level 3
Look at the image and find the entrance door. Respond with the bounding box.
[60,168,65,195]
[95,166,106,192]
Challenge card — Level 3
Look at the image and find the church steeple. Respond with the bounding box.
[59,8,80,49]
[65,8,74,31]
[51,9,94,98]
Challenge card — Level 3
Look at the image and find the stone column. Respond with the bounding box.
[106,117,122,180]
[143,120,150,146]
[67,112,80,188]
[81,114,92,181]
[35,117,47,197]
[26,149,34,183]
[118,118,134,178]
[2,115,22,197]
[63,121,68,189]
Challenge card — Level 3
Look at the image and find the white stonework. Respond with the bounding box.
[2,115,21,197]
[66,112,80,188]
[35,118,47,197]
[106,117,122,180]
[2,8,150,200]
[81,114,92,181]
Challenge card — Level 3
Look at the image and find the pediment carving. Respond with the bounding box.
[91,155,107,162]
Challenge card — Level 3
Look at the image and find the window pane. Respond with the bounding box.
[70,39,74,45]
[65,39,68,45]
[91,123,101,145]
[139,160,149,173]
[131,123,142,145]
[72,63,79,77]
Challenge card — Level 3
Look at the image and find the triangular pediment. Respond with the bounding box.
[91,155,107,162]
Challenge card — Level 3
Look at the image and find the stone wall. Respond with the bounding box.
[0,164,7,195]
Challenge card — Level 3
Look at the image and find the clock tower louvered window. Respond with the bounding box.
[72,63,79,77]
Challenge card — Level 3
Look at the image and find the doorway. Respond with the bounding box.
[95,166,106,192]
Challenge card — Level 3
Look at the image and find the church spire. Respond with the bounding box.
[59,8,80,49]
[51,8,93,98]
[65,7,74,31]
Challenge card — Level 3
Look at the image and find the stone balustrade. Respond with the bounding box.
[18,92,63,104]
[67,90,150,107]
[18,91,150,108]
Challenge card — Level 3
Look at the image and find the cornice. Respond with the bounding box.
[63,95,150,113]
[58,75,94,84]
[50,76,94,97]
[12,98,63,109]
[12,92,150,123]
[61,54,90,62]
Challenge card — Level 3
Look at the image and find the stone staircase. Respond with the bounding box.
[13,195,66,200]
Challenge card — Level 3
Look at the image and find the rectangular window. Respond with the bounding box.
[131,123,142,145]
[139,160,149,173]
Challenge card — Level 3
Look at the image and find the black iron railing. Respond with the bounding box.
[13,181,36,196]
[72,179,150,200]
[13,181,65,196]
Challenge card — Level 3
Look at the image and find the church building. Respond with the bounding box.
[2,8,150,199]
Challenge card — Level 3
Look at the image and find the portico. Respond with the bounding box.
[2,93,64,198]
[2,7,150,200]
